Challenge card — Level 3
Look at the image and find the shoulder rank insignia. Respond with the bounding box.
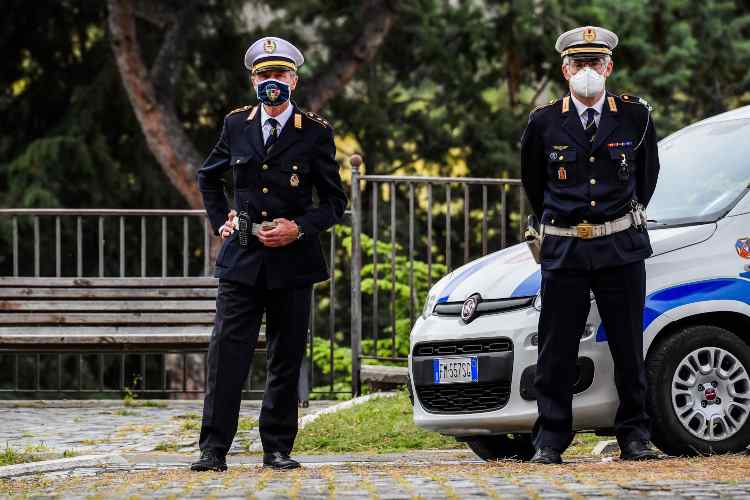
[607,96,618,112]
[562,95,570,113]
[227,105,253,117]
[527,98,560,122]
[305,111,331,128]
[620,93,653,111]
[294,113,302,129]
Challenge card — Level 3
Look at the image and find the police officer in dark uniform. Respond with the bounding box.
[521,26,661,464]
[191,36,347,472]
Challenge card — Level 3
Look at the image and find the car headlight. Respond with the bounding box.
[533,293,542,311]
[422,293,437,319]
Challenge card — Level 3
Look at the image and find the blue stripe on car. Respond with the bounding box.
[596,277,750,342]
[511,269,542,297]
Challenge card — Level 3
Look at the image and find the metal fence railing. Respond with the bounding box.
[0,165,526,398]
[0,209,346,399]
[348,160,527,394]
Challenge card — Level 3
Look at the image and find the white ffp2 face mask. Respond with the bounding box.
[569,66,605,98]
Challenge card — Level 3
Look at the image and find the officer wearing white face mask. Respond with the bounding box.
[520,26,661,464]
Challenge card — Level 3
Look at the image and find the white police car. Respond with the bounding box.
[409,104,750,459]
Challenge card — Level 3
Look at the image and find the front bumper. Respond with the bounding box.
[409,305,620,436]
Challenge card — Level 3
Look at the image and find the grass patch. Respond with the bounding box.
[294,391,463,454]
[78,439,112,446]
[123,399,167,408]
[173,413,201,420]
[113,409,139,417]
[566,432,604,457]
[0,444,53,466]
[154,441,180,452]
[238,417,257,431]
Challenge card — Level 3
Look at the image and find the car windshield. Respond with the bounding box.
[648,118,750,225]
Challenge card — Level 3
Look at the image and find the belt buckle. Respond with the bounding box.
[576,223,594,239]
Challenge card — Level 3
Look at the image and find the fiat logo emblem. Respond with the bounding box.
[461,294,481,324]
[705,387,717,401]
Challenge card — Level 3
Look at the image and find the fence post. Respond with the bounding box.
[349,154,363,397]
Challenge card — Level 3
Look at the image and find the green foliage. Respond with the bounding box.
[310,225,446,395]
[295,391,463,453]
[0,443,53,466]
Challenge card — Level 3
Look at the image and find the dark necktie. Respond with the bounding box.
[265,118,279,152]
[584,108,597,143]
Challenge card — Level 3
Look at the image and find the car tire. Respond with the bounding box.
[462,433,535,461]
[646,325,750,456]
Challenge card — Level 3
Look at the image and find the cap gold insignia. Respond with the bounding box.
[290,173,300,187]
[294,113,302,129]
[263,39,276,53]
[583,28,597,43]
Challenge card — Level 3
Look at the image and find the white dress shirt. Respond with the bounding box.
[570,91,606,128]
[260,103,294,144]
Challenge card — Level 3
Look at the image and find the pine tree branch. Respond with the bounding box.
[303,0,397,113]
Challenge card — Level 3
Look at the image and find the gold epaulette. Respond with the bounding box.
[304,110,332,128]
[226,105,253,117]
[528,97,560,121]
[620,94,653,111]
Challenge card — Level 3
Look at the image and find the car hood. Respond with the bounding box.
[432,223,716,303]
[648,223,716,257]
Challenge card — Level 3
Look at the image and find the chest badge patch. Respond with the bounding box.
[557,166,567,181]
[290,173,300,187]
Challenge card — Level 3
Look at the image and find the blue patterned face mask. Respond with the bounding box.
[256,79,291,107]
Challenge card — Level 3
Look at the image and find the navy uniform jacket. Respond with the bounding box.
[521,92,660,270]
[197,102,347,288]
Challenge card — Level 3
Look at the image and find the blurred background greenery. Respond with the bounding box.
[3,0,750,210]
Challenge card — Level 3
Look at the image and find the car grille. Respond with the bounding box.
[432,296,534,317]
[416,381,511,413]
[412,338,513,357]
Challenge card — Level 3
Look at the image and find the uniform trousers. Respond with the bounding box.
[199,269,312,456]
[533,259,651,452]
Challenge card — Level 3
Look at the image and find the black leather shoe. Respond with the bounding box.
[620,440,660,461]
[263,451,301,470]
[190,450,227,472]
[529,447,562,464]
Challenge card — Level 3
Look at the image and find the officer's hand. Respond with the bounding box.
[257,218,299,247]
[219,210,237,240]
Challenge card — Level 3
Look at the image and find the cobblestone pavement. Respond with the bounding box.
[1,400,333,456]
[3,452,750,498]
[4,402,750,498]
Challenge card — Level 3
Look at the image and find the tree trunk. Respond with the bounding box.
[107,0,203,209]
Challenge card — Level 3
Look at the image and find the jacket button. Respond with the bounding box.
[590,178,597,185]
[235,159,242,165]
[262,164,269,170]
[261,211,268,217]
[589,156,595,163]
[262,187,269,194]
[590,200,596,207]
[292,165,299,171]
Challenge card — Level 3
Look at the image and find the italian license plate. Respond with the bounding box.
[433,357,478,384]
